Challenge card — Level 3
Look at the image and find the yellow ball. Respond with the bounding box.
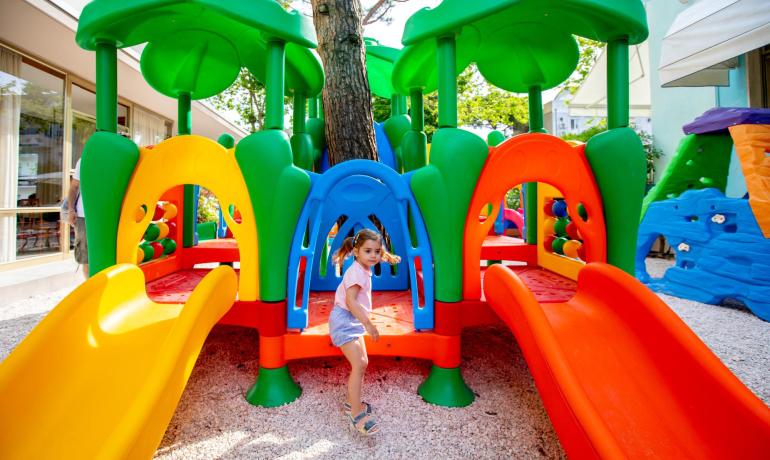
[162,202,178,220]
[563,240,582,259]
[542,217,557,236]
[136,246,145,265]
[156,221,169,240]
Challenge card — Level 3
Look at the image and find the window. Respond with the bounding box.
[133,105,171,146]
[1,46,65,262]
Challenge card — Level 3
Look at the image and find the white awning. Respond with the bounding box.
[568,42,651,118]
[659,0,770,87]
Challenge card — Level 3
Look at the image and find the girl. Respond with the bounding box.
[329,228,400,435]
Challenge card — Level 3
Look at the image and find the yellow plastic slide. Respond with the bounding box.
[0,264,237,459]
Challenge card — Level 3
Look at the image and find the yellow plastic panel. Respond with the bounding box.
[117,135,258,300]
[537,183,584,280]
[0,264,237,459]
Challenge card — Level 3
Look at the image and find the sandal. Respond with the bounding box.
[343,401,373,416]
[349,410,380,436]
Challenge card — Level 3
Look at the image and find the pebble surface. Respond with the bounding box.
[1,258,767,459]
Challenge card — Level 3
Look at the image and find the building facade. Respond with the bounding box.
[0,0,246,270]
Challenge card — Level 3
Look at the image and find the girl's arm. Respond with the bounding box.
[345,284,379,341]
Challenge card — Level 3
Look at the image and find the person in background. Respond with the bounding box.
[66,160,87,277]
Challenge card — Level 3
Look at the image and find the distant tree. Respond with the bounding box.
[565,37,605,94]
[207,69,266,133]
[362,0,411,25]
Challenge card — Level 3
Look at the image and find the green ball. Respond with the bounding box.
[144,223,160,241]
[140,243,154,263]
[551,237,569,255]
[577,203,588,221]
[554,217,570,237]
[160,238,177,255]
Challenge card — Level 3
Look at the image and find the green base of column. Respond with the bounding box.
[246,366,301,407]
[418,365,474,407]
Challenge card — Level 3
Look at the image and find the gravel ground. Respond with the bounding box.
[1,258,767,459]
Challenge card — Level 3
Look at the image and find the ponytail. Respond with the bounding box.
[333,236,356,266]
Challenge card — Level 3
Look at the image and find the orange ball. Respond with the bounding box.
[156,221,169,240]
[134,205,146,223]
[563,240,582,259]
[136,246,145,265]
[162,202,178,220]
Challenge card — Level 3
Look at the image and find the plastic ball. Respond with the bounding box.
[156,221,169,240]
[134,205,147,222]
[166,222,177,238]
[543,199,556,217]
[577,203,588,221]
[144,223,160,241]
[150,241,164,259]
[551,200,568,218]
[554,218,570,237]
[136,246,145,265]
[543,235,556,253]
[162,202,178,220]
[160,238,177,255]
[552,237,569,255]
[140,243,154,263]
[542,217,557,236]
[565,221,580,240]
[577,243,586,260]
[152,204,165,220]
[563,240,582,259]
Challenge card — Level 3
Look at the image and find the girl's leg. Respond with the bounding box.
[340,336,368,416]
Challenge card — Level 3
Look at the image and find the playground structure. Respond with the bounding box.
[1,1,769,458]
[636,108,770,321]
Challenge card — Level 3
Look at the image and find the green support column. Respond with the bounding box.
[437,35,458,128]
[95,42,117,133]
[410,88,424,131]
[308,97,318,118]
[178,93,196,248]
[607,39,630,129]
[293,93,307,134]
[391,94,407,116]
[265,39,286,130]
[525,85,545,245]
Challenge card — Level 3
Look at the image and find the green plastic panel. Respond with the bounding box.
[306,117,325,170]
[410,128,488,302]
[402,0,648,46]
[401,130,428,172]
[366,38,401,99]
[80,132,140,276]
[392,26,479,95]
[394,0,647,94]
[585,128,646,276]
[141,30,240,100]
[77,0,316,50]
[383,114,412,171]
[76,1,323,99]
[642,133,734,218]
[235,130,311,301]
[290,133,315,170]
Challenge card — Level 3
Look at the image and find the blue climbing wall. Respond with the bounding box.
[636,188,770,321]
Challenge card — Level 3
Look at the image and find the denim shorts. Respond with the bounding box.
[329,305,365,347]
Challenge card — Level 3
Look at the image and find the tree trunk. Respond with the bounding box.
[311,0,378,165]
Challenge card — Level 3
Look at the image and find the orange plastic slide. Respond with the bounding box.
[484,263,770,459]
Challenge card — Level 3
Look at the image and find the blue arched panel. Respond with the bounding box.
[287,160,434,330]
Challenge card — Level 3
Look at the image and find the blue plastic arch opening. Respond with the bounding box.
[287,160,434,330]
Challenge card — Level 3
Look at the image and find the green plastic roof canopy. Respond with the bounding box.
[77,0,324,99]
[393,0,648,94]
[365,38,402,99]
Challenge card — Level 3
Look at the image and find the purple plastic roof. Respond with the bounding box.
[683,108,770,135]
